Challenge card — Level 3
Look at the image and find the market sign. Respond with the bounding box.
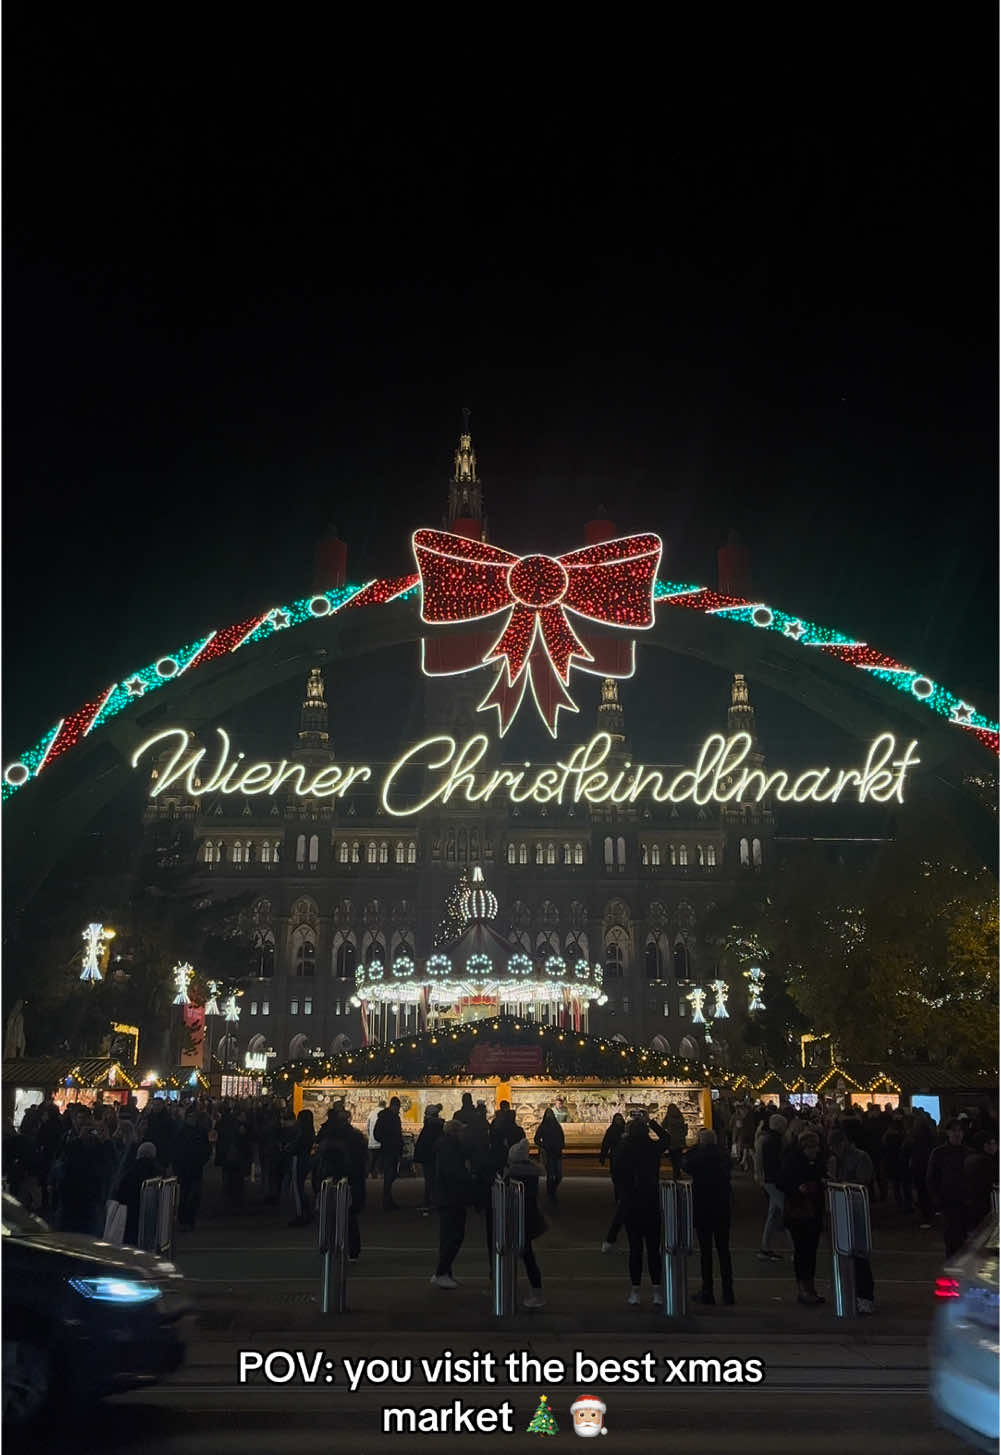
[467,1044,545,1077]
[134,726,920,810]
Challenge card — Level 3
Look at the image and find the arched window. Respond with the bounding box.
[364,937,385,967]
[446,834,456,863]
[253,929,275,977]
[678,844,688,867]
[604,928,627,978]
[706,844,717,867]
[739,837,750,866]
[545,842,556,866]
[203,841,215,864]
[292,931,316,977]
[378,842,389,865]
[573,843,584,866]
[507,843,516,865]
[752,837,763,867]
[645,936,662,979]
[668,844,676,866]
[338,842,349,864]
[309,834,319,865]
[616,836,626,866]
[673,939,689,981]
[367,842,377,865]
[395,841,405,864]
[351,841,360,864]
[261,840,271,864]
[603,836,614,867]
[407,841,417,864]
[562,842,571,865]
[247,1033,267,1054]
[334,936,357,979]
[566,930,590,961]
[518,843,528,865]
[534,843,544,865]
[296,834,306,866]
[696,844,704,867]
[537,930,560,957]
[233,840,243,864]
[271,841,280,863]
[289,1033,310,1059]
[216,841,225,862]
[651,844,661,867]
[641,843,649,866]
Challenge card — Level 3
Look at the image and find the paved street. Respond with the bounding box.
[19,1159,971,1454]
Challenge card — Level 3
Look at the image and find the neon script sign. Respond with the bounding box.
[134,727,920,812]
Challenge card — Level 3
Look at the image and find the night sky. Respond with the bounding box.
[5,30,998,772]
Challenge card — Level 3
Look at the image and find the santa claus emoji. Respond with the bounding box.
[570,1393,607,1437]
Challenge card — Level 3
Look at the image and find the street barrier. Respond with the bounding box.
[992,1185,998,1216]
[136,1176,177,1256]
[491,1174,525,1317]
[826,1181,872,1319]
[659,1178,693,1316]
[318,1176,350,1314]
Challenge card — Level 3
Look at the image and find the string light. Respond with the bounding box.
[686,987,707,1024]
[744,966,766,1012]
[172,963,194,1005]
[708,979,729,1019]
[80,923,111,982]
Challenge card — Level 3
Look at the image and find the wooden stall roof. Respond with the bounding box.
[2,1056,136,1089]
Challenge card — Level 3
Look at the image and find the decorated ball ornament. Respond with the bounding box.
[570,1393,608,1437]
[460,865,498,922]
[507,554,569,607]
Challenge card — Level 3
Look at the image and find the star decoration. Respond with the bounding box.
[951,701,975,725]
[783,619,806,640]
[267,608,291,630]
[125,676,147,697]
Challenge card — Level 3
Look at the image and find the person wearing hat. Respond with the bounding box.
[570,1393,608,1437]
[778,1127,826,1304]
[507,1137,546,1308]
[414,1103,445,1215]
[757,1113,789,1261]
[120,1140,162,1248]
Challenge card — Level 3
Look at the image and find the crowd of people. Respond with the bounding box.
[3,1089,996,1314]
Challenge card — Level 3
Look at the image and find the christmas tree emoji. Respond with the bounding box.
[527,1394,559,1435]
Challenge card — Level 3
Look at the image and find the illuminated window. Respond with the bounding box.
[338,842,349,864]
[351,841,360,863]
[290,999,299,1015]
[250,1001,258,1016]
[395,841,405,864]
[367,842,377,864]
[669,844,676,866]
[261,1000,269,1015]
[706,845,717,867]
[739,837,750,866]
[696,844,704,867]
[622,996,630,1013]
[296,834,306,866]
[562,842,571,865]
[616,836,626,867]
[203,841,215,864]
[678,844,688,867]
[535,843,544,865]
[308,834,319,865]
[261,841,272,864]
[545,842,556,866]
[507,843,516,865]
[650,844,661,867]
[271,841,280,863]
[233,840,243,864]
[573,843,584,866]
[603,836,614,867]
[304,998,313,1015]
[378,842,389,865]
[407,841,417,864]
[752,837,763,867]
[518,843,528,865]
[641,843,649,866]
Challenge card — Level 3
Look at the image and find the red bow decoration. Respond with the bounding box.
[413,529,663,735]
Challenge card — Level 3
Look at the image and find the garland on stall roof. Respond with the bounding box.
[267,1015,710,1087]
[4,567,997,804]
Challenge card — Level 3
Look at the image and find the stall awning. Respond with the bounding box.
[2,1056,135,1090]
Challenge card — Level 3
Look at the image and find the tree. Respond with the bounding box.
[432,871,469,947]
[526,1395,558,1435]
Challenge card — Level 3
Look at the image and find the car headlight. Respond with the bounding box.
[68,1278,162,1304]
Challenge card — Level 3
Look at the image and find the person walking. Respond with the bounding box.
[174,1109,211,1231]
[685,1128,735,1305]
[882,1115,913,1212]
[599,1112,627,1252]
[613,1113,668,1306]
[431,1119,478,1288]
[828,1125,876,1314]
[663,1103,688,1180]
[778,1127,826,1305]
[756,1114,789,1261]
[414,1104,445,1214]
[928,1120,971,1257]
[374,1097,403,1210]
[287,1109,315,1226]
[910,1112,936,1228]
[508,1138,546,1308]
[534,1108,565,1202]
[367,1102,385,1178]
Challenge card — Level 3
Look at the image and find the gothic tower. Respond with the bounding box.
[446,408,486,541]
[294,667,332,764]
[597,677,627,749]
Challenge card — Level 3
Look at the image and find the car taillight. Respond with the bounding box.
[935,1277,961,1299]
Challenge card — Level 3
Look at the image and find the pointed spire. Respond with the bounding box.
[598,677,626,748]
[298,667,329,748]
[728,672,759,754]
[447,409,486,539]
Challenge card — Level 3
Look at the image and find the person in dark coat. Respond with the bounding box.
[287,1109,316,1226]
[431,1119,478,1288]
[415,1105,445,1213]
[685,1128,735,1304]
[54,1128,106,1235]
[454,1092,479,1129]
[828,1126,876,1313]
[909,1113,936,1227]
[778,1128,826,1304]
[612,1114,668,1305]
[534,1108,565,1201]
[373,1097,403,1210]
[928,1121,971,1257]
[882,1115,913,1212]
[663,1104,688,1180]
[508,1137,545,1307]
[174,1109,211,1230]
[757,1113,789,1260]
[314,1109,368,1259]
[964,1132,999,1229]
[600,1113,627,1252]
[120,1142,162,1247]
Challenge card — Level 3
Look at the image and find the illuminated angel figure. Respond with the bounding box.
[685,987,707,1024]
[80,923,111,983]
[172,962,194,1005]
[708,978,729,1019]
[744,965,766,1012]
[204,980,221,1016]
[222,993,241,1023]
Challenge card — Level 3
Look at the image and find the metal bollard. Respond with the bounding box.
[659,1179,693,1316]
[491,1175,524,1317]
[992,1186,998,1216]
[318,1177,350,1314]
[157,1176,179,1258]
[827,1181,872,1319]
[137,1177,163,1252]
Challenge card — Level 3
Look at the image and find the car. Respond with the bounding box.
[929,1213,1000,1453]
[2,1193,193,1425]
